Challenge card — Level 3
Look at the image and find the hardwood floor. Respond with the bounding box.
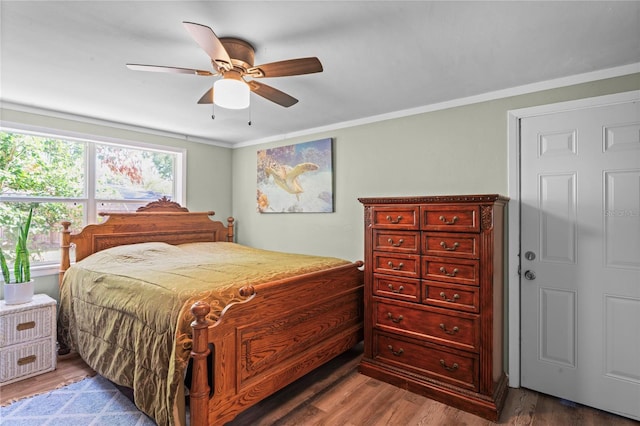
[228,344,638,426]
[1,345,637,425]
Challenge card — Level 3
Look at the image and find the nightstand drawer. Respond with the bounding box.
[0,294,58,385]
[374,332,479,392]
[373,230,420,253]
[0,303,55,347]
[374,299,479,352]
[0,338,56,384]
[371,206,420,229]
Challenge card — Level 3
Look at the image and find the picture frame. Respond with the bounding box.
[257,138,334,213]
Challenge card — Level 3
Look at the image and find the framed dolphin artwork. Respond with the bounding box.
[257,138,334,213]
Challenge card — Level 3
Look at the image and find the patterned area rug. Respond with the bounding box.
[0,375,156,425]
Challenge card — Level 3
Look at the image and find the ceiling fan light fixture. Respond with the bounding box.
[214,76,250,109]
[130,22,323,109]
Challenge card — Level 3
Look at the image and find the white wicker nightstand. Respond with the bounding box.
[0,294,57,385]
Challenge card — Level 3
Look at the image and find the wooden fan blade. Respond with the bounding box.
[182,21,231,71]
[197,87,213,104]
[126,64,214,76]
[247,81,298,107]
[248,57,323,78]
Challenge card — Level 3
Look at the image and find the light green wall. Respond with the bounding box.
[3,73,638,302]
[231,74,640,262]
[1,108,233,300]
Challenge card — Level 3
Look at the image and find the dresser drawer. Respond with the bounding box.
[374,332,479,391]
[371,206,420,229]
[373,253,420,278]
[423,281,480,313]
[0,304,55,347]
[373,275,420,302]
[373,230,420,254]
[423,232,480,259]
[374,299,479,352]
[421,205,480,232]
[422,256,479,286]
[0,338,56,384]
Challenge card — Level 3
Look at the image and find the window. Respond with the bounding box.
[1,128,184,276]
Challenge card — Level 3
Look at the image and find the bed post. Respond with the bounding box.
[59,221,72,288]
[57,221,73,356]
[226,217,235,242]
[190,301,212,426]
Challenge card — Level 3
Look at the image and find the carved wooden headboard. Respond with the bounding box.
[59,198,234,286]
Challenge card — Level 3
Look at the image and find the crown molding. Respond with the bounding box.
[235,62,640,148]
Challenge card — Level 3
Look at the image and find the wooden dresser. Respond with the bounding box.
[358,194,508,420]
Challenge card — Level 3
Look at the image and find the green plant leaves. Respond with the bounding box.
[0,248,10,283]
[2,207,33,283]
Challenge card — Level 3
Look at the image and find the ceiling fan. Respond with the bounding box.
[126,21,323,108]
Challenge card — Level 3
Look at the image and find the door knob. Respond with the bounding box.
[524,270,536,280]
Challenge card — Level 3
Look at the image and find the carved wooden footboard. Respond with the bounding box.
[189,261,364,425]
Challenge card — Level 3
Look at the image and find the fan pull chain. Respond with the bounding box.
[210,103,252,125]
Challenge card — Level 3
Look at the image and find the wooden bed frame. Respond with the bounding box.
[58,198,364,425]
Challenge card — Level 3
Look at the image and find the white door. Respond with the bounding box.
[520,100,640,420]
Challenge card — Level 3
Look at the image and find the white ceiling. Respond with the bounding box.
[1,1,639,147]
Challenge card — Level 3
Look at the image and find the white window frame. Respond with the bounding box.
[1,122,186,277]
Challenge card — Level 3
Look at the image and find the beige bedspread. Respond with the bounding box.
[58,241,350,425]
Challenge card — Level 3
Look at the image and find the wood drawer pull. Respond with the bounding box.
[386,312,404,323]
[387,238,404,247]
[439,291,460,302]
[388,284,405,293]
[17,355,37,366]
[439,267,459,277]
[440,359,459,371]
[439,241,459,251]
[439,323,459,335]
[387,345,404,356]
[438,215,459,225]
[17,321,36,331]
[385,215,403,224]
[387,261,404,270]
